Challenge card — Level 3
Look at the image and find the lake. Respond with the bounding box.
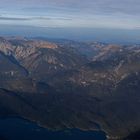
[0,118,106,140]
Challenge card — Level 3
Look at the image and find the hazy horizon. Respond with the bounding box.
[0,25,140,44]
[0,0,139,44]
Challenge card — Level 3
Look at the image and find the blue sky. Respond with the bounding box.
[0,0,140,43]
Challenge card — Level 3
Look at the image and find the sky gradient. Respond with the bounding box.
[0,0,139,43]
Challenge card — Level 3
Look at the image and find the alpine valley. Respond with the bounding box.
[0,37,140,140]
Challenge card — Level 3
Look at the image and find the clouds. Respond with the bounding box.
[0,0,139,29]
[0,16,30,21]
[1,0,140,15]
[0,15,72,21]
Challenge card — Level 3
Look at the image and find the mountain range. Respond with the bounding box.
[0,37,140,140]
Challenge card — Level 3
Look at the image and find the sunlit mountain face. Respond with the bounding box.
[0,1,140,140]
